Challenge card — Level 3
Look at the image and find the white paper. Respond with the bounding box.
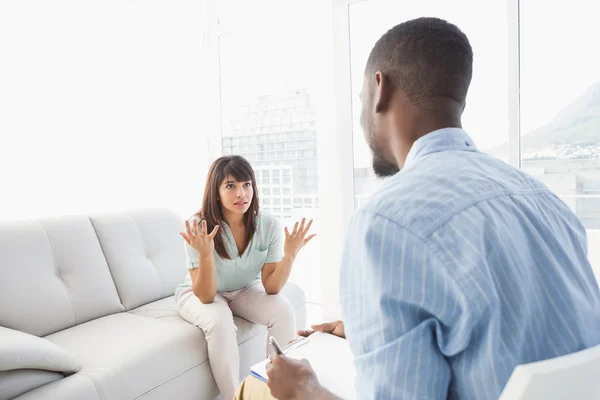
[250,332,357,400]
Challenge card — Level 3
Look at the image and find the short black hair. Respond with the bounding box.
[366,17,473,106]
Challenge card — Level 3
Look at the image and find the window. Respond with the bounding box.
[520,0,600,233]
[273,198,281,205]
[263,198,271,205]
[283,198,291,205]
[348,0,509,205]
[0,2,207,221]
[283,188,291,195]
[273,188,281,195]
[262,188,271,196]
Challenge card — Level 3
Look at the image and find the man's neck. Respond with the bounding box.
[392,111,462,169]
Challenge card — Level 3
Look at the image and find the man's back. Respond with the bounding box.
[340,128,600,400]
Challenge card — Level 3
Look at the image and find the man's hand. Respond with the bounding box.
[298,320,345,339]
[266,355,328,400]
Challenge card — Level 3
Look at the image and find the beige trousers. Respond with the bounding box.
[177,280,296,400]
[234,376,276,400]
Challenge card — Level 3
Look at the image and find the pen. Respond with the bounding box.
[269,336,285,355]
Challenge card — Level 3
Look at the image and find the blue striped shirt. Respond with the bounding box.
[340,128,600,400]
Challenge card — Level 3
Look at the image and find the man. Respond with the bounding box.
[236,17,600,400]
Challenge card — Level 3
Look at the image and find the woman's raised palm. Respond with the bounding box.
[180,219,219,257]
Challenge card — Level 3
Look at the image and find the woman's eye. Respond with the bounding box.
[226,184,234,189]
[244,182,251,187]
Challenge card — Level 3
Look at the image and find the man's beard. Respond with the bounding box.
[369,130,399,178]
[372,151,400,177]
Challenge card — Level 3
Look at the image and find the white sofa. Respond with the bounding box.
[0,209,307,400]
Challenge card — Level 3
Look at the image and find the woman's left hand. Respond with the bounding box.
[284,218,316,259]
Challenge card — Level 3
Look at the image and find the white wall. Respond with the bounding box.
[0,0,208,221]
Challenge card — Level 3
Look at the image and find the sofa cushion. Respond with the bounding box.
[0,326,80,374]
[44,312,207,399]
[90,209,188,310]
[0,369,63,400]
[129,296,267,345]
[11,373,100,400]
[0,216,124,337]
[129,283,307,345]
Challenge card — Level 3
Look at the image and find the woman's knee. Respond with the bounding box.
[202,308,236,335]
[180,296,237,335]
[267,295,295,324]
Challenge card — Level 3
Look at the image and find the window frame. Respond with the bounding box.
[203,0,521,319]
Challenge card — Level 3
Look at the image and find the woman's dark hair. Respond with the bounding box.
[194,155,259,260]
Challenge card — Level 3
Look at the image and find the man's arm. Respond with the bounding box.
[340,211,474,399]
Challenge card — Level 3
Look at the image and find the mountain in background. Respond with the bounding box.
[489,81,600,160]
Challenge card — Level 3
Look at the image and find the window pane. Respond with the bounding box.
[217,1,322,301]
[520,0,600,236]
[349,0,509,207]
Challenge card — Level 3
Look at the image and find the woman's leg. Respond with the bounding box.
[228,281,296,356]
[177,292,239,400]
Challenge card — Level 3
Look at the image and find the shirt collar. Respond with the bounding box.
[403,127,478,169]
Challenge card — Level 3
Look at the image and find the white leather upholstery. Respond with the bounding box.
[12,373,101,400]
[0,216,124,337]
[0,326,80,374]
[500,344,600,400]
[0,370,63,400]
[1,209,308,399]
[45,312,207,399]
[90,209,187,310]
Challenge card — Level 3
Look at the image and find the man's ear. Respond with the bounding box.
[374,71,392,113]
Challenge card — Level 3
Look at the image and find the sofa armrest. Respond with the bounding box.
[0,326,80,375]
[280,283,307,330]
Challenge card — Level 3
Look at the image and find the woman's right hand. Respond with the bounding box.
[180,219,219,257]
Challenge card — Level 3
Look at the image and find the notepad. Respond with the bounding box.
[250,332,357,400]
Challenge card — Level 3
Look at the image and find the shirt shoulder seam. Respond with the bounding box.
[355,210,476,302]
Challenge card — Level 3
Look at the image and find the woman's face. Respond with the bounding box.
[218,174,254,216]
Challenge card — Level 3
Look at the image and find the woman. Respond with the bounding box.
[175,155,315,400]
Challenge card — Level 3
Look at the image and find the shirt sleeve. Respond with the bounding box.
[340,211,473,400]
[264,216,284,264]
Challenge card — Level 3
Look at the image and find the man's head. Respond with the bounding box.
[360,17,473,177]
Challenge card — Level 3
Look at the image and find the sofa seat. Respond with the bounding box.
[130,296,267,345]
[43,312,208,400]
